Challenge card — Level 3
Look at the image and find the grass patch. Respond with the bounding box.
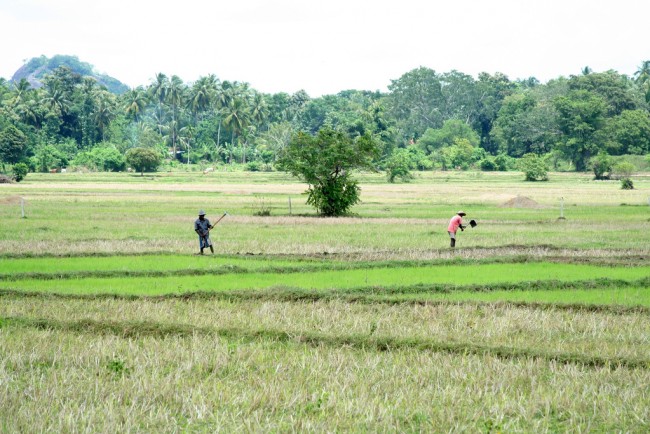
[4,315,649,370]
[1,171,649,431]
[2,263,649,296]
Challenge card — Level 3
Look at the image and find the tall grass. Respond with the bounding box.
[3,297,650,361]
[2,297,650,431]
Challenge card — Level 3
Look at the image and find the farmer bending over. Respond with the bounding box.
[447,211,466,248]
[194,210,214,254]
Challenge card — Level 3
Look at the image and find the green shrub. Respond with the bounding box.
[591,152,612,180]
[12,162,29,182]
[479,157,497,171]
[494,154,512,171]
[125,147,162,175]
[246,161,261,172]
[620,178,634,190]
[519,153,549,181]
[385,148,413,183]
[72,144,126,172]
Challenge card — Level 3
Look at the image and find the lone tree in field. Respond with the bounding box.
[277,128,379,216]
[125,147,162,175]
[519,153,549,181]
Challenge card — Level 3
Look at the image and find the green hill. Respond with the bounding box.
[10,54,129,94]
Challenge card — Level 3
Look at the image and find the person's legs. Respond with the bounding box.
[204,235,213,254]
[448,231,456,248]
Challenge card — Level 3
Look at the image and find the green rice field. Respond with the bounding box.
[1,170,649,431]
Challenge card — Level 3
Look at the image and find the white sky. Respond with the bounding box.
[1,0,648,97]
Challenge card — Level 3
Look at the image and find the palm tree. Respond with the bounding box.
[123,87,148,122]
[93,90,116,142]
[634,61,650,103]
[250,91,269,130]
[10,79,32,107]
[148,73,169,135]
[188,74,218,122]
[223,96,251,163]
[41,81,71,117]
[9,79,39,127]
[634,60,650,84]
[166,75,186,157]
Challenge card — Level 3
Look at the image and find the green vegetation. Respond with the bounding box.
[11,162,28,182]
[2,59,650,190]
[125,147,162,174]
[3,261,648,296]
[0,171,649,431]
[277,128,379,215]
[519,152,549,181]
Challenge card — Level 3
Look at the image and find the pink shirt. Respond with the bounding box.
[448,215,463,233]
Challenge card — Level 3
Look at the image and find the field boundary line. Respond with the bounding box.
[0,247,648,266]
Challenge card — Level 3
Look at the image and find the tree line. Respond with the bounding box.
[1,62,650,180]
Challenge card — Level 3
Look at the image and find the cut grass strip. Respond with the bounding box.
[2,263,649,296]
[3,315,648,370]
[0,254,326,277]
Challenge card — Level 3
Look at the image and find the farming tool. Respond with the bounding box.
[209,212,229,230]
[461,219,477,231]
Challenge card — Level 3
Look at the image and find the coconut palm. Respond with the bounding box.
[166,76,186,157]
[10,79,32,107]
[223,96,251,163]
[188,75,218,122]
[9,79,39,126]
[250,91,269,130]
[634,60,650,84]
[93,90,116,142]
[123,87,148,122]
[634,61,650,103]
[148,73,169,135]
[41,81,71,117]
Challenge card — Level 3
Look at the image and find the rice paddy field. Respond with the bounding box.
[1,170,649,432]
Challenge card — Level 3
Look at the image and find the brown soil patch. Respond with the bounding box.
[500,195,546,209]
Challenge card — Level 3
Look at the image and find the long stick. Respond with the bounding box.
[209,212,228,230]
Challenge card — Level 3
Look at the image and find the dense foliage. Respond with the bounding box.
[1,60,649,180]
[125,147,161,174]
[277,128,379,216]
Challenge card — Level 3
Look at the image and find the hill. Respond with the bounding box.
[10,54,129,94]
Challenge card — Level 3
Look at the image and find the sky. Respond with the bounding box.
[1,0,648,97]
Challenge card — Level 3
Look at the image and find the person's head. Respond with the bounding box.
[198,210,206,220]
[457,211,466,217]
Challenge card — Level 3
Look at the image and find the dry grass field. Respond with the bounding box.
[1,169,649,432]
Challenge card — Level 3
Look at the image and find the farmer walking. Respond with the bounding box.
[447,211,467,248]
[194,210,214,255]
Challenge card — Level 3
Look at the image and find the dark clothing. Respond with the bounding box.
[194,217,212,249]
